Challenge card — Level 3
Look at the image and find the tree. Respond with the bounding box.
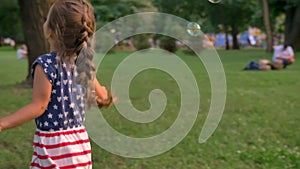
[152,0,206,20]
[262,0,273,53]
[0,0,22,43]
[285,0,300,51]
[90,0,147,27]
[152,0,257,50]
[18,0,54,86]
[261,0,300,51]
[207,0,257,50]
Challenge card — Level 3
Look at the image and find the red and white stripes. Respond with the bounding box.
[30,127,92,169]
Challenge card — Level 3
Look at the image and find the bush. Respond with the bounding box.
[133,34,151,50]
[159,37,177,53]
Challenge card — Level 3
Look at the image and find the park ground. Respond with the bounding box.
[0,47,299,169]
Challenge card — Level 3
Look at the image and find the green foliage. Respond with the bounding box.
[90,0,147,22]
[152,0,259,49]
[152,0,206,21]
[132,34,151,50]
[0,0,23,41]
[181,45,195,55]
[253,0,288,34]
[206,0,257,33]
[159,36,177,53]
[151,0,298,45]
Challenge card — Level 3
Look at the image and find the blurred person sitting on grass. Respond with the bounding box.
[273,44,295,69]
[17,43,28,59]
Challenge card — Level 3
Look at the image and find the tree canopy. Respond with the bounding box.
[90,0,147,28]
[1,0,300,51]
[0,0,22,41]
[152,0,300,51]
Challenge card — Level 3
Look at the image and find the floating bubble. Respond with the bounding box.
[186,22,201,37]
[208,0,221,3]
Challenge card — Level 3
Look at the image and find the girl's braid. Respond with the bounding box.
[75,0,96,108]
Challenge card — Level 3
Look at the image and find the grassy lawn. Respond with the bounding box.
[0,46,299,169]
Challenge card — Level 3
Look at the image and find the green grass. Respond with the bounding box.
[0,46,299,169]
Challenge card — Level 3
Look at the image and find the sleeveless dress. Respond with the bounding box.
[30,52,92,169]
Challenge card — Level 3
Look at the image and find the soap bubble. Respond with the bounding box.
[186,22,201,37]
[208,0,221,3]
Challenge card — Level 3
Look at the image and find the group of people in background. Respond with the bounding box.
[245,44,295,71]
[15,42,296,70]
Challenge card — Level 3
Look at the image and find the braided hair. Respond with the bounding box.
[46,0,96,107]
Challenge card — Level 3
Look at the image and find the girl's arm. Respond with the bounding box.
[94,78,116,108]
[94,78,108,100]
[0,65,51,132]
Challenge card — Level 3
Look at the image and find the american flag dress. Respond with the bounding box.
[30,52,92,169]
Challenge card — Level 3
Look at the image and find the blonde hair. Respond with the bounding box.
[47,0,96,107]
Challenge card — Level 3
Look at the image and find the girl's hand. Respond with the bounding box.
[0,121,3,132]
[95,90,118,109]
[99,86,108,100]
[94,79,117,109]
[96,91,113,109]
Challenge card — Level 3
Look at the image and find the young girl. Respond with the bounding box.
[0,0,112,168]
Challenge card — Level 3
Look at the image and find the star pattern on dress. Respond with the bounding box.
[44,121,49,127]
[74,110,79,116]
[56,80,61,86]
[63,120,68,125]
[63,80,68,85]
[63,63,67,68]
[69,118,74,123]
[50,72,57,79]
[32,53,86,132]
[48,113,53,119]
[52,89,56,94]
[58,113,64,119]
[69,103,75,109]
[63,95,69,101]
[46,58,52,64]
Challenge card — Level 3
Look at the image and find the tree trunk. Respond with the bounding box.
[224,24,230,50]
[231,23,240,50]
[285,1,300,51]
[284,3,295,44]
[262,0,273,53]
[18,0,53,87]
